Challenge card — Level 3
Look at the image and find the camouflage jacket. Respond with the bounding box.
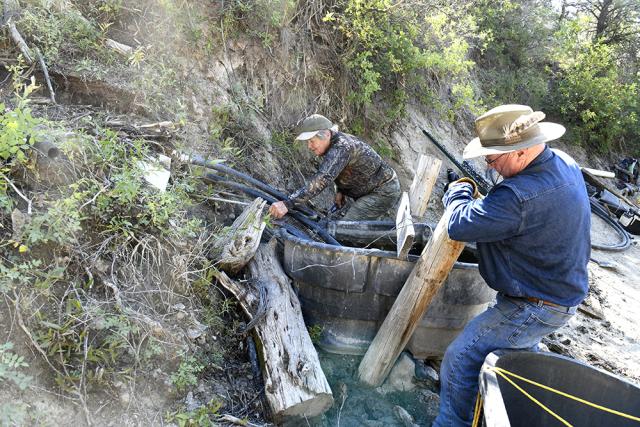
[285,131,396,209]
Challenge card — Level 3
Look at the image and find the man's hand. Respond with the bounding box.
[335,192,345,208]
[454,177,481,199]
[268,201,289,219]
[444,168,461,192]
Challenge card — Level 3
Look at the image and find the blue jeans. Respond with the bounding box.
[432,294,577,427]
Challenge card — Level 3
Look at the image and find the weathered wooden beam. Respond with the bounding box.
[582,168,639,209]
[409,155,442,218]
[215,240,334,421]
[358,212,465,386]
[395,192,414,260]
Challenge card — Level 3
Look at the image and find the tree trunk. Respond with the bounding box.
[210,197,267,273]
[215,240,334,421]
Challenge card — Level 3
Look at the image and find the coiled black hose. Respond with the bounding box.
[590,198,631,251]
[187,154,318,218]
[202,172,340,246]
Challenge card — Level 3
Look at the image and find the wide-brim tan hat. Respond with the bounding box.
[463,104,565,159]
[295,114,334,141]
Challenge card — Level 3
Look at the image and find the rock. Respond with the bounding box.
[420,389,440,420]
[578,295,605,319]
[415,359,439,391]
[184,391,200,412]
[393,405,420,427]
[377,352,416,394]
[11,209,27,239]
[186,321,208,340]
[119,391,130,406]
[537,342,550,352]
[363,399,386,419]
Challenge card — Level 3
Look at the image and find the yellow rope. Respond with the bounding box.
[472,391,483,427]
[489,366,640,423]
[491,368,573,426]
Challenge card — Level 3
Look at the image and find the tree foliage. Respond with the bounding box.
[325,0,482,124]
[474,0,640,155]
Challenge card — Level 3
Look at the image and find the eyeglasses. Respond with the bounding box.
[485,153,507,165]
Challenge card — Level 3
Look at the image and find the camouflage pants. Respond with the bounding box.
[341,175,402,221]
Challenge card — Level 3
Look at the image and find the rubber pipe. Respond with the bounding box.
[202,173,340,246]
[34,140,60,159]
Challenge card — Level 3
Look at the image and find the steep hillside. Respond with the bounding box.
[1,1,638,426]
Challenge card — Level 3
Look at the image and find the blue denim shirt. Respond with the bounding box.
[443,147,590,307]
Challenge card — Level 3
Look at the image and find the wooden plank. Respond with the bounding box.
[214,240,334,421]
[582,169,639,209]
[581,167,615,179]
[358,212,465,386]
[395,192,414,259]
[409,155,442,218]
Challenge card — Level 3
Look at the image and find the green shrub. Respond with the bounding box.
[170,355,204,392]
[548,22,639,153]
[0,342,31,426]
[471,0,555,107]
[166,399,223,427]
[0,79,41,163]
[18,4,104,65]
[0,342,32,390]
[325,0,481,125]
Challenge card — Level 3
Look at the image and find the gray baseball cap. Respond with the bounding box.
[295,114,333,141]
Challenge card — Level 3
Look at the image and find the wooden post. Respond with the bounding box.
[395,192,414,259]
[358,212,465,386]
[215,240,334,420]
[409,155,442,218]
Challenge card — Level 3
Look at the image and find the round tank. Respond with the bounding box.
[280,228,495,358]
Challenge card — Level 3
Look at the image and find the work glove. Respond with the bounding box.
[452,177,481,199]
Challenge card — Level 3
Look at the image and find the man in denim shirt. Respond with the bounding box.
[433,105,590,427]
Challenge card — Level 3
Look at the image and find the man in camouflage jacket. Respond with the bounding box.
[269,114,401,221]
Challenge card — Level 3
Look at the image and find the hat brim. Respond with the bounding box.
[295,130,321,141]
[463,122,566,159]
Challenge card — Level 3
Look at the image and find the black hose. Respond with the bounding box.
[590,198,631,251]
[272,220,314,241]
[187,154,319,218]
[202,173,341,246]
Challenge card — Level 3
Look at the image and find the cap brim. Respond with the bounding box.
[463,122,566,159]
[295,130,321,141]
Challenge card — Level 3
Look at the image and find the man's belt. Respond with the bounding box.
[523,296,564,308]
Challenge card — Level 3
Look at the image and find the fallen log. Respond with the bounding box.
[358,212,465,386]
[214,240,333,421]
[210,197,267,273]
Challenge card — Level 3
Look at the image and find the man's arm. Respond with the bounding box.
[443,182,522,243]
[268,145,351,219]
[285,145,351,209]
